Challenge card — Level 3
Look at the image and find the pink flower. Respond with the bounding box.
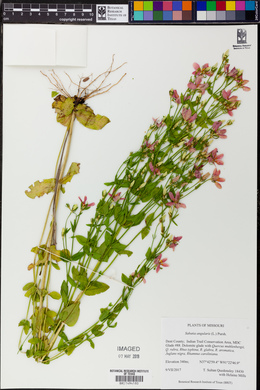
[212,121,227,138]
[182,107,197,123]
[222,89,238,102]
[149,162,161,175]
[185,137,196,153]
[236,75,251,91]
[166,191,186,209]
[131,271,146,284]
[212,121,222,131]
[193,163,204,179]
[188,75,208,95]
[169,236,182,251]
[108,189,125,202]
[224,64,239,79]
[207,148,224,165]
[152,117,164,128]
[192,62,213,76]
[154,253,169,273]
[170,89,181,104]
[79,196,95,209]
[143,140,158,151]
[222,90,240,116]
[211,168,225,189]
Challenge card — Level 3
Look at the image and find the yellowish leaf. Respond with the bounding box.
[75,104,110,130]
[59,162,80,185]
[25,179,55,199]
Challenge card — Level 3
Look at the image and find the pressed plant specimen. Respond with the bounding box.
[18,51,250,363]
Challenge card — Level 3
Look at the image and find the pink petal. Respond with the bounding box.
[169,192,175,201]
[193,62,200,70]
[187,82,197,90]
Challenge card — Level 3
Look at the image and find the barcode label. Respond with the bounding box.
[115,375,143,382]
[109,369,151,386]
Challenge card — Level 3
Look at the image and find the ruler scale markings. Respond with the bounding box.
[1,1,258,23]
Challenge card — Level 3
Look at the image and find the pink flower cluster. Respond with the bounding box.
[212,121,227,139]
[224,64,250,91]
[182,107,197,123]
[192,62,214,77]
[166,191,186,209]
[222,89,240,116]
[149,162,161,175]
[188,75,209,95]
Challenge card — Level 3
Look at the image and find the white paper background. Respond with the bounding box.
[1,24,257,389]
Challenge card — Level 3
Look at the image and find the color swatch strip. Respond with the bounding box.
[196,1,256,21]
[132,1,193,21]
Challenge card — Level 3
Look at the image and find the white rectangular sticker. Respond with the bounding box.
[96,4,128,23]
[108,369,152,387]
[161,318,255,390]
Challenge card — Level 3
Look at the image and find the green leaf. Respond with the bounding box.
[59,162,80,185]
[75,235,88,246]
[51,91,59,98]
[75,104,110,130]
[84,281,110,296]
[28,337,42,345]
[65,345,76,355]
[104,231,113,245]
[86,337,95,349]
[121,273,132,287]
[113,302,124,313]
[46,310,57,318]
[60,281,68,305]
[99,309,111,322]
[124,211,145,227]
[71,251,84,261]
[24,286,37,297]
[59,303,80,327]
[92,242,114,262]
[59,331,68,342]
[49,291,61,300]
[97,201,109,216]
[145,212,155,227]
[141,227,150,240]
[22,282,35,291]
[25,178,55,199]
[67,273,77,287]
[91,324,104,337]
[51,262,60,270]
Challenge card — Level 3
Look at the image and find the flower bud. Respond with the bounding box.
[102,190,107,197]
[72,204,78,211]
[130,180,135,188]
[61,228,66,237]
[226,120,235,126]
[202,172,210,181]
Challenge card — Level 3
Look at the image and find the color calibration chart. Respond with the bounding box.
[130,0,259,22]
[197,0,258,21]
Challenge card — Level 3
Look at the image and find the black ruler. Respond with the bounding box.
[2,3,97,23]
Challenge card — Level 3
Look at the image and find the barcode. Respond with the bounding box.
[115,375,144,382]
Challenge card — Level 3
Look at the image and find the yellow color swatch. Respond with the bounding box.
[226,1,236,11]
